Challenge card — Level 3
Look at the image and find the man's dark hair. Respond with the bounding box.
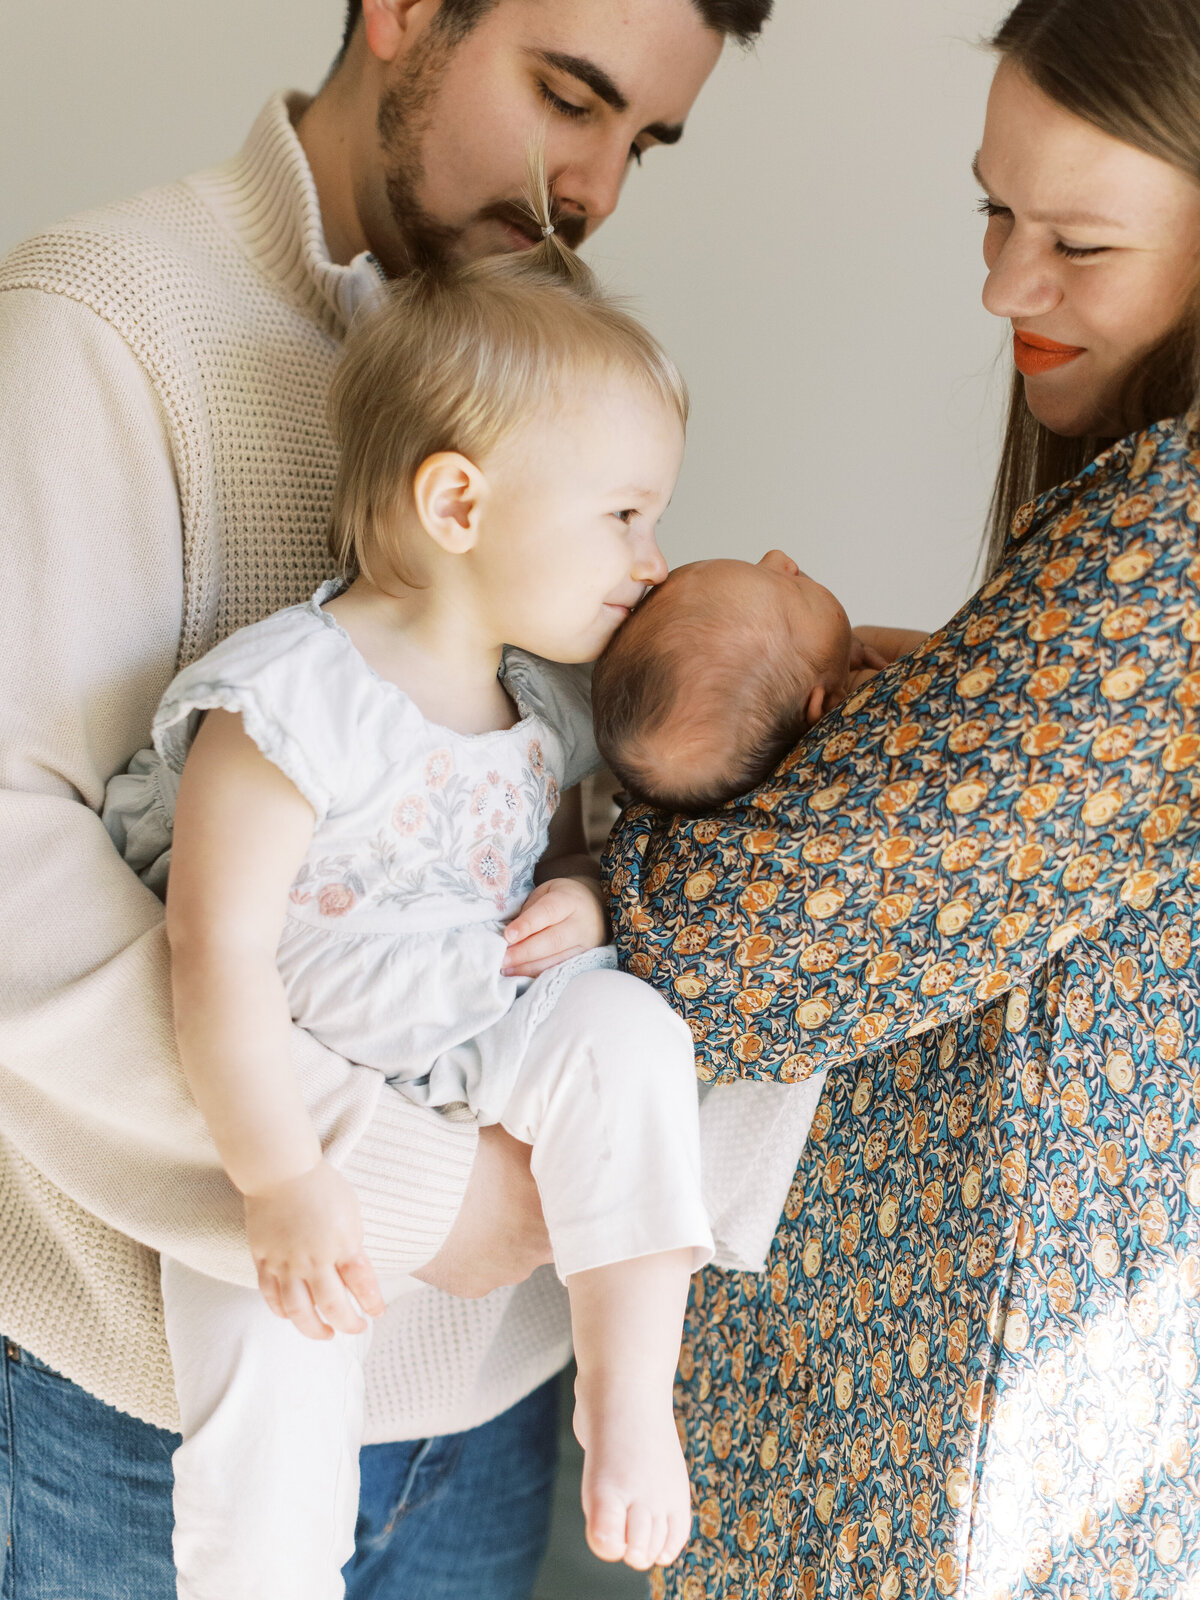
[339,0,772,62]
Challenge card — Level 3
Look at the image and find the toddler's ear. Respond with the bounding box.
[412,452,486,554]
[804,683,827,728]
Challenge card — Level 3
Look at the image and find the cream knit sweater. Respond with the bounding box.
[0,94,573,1438]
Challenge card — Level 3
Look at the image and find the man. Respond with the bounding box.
[0,0,770,1593]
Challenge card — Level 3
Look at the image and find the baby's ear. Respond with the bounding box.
[804,684,827,727]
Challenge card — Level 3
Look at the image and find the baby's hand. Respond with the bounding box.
[852,625,930,665]
[503,876,608,979]
[244,1159,385,1340]
[845,631,891,693]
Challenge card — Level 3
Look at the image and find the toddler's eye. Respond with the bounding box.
[613,509,636,524]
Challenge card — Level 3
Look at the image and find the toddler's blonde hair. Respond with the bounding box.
[326,157,689,584]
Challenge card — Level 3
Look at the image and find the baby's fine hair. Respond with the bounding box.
[593,580,818,815]
[326,158,689,584]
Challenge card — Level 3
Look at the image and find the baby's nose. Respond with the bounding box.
[758,549,800,577]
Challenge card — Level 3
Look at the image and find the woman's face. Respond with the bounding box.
[977,61,1200,438]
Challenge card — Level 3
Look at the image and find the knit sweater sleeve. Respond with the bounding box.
[0,287,476,1284]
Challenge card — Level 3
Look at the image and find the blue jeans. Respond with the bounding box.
[0,1337,559,1599]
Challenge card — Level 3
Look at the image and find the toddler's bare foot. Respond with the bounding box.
[574,1373,692,1570]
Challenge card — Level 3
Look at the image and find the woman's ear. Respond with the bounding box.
[412,452,487,555]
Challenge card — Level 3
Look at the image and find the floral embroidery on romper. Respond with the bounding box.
[289,740,560,919]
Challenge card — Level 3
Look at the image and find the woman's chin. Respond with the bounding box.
[1023,378,1117,440]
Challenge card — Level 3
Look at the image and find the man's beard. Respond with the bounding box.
[376,36,587,275]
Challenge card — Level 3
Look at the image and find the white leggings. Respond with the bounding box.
[161,968,711,1600]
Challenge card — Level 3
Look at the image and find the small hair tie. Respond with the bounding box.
[541,224,556,238]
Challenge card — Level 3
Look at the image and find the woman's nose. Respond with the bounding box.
[982,232,1063,322]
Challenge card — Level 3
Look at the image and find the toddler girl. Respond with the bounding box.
[104,182,711,1597]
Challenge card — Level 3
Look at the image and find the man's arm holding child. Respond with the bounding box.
[0,288,542,1296]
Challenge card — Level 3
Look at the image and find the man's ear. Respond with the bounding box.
[361,0,439,65]
[412,452,487,555]
[804,683,827,728]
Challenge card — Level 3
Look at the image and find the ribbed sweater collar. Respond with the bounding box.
[191,91,384,333]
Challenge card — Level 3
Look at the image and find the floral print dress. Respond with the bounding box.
[104,580,608,1120]
[608,418,1200,1599]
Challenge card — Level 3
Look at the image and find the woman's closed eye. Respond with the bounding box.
[1055,241,1109,260]
[976,198,1109,259]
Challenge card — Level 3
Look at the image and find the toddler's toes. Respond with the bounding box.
[623,1503,656,1571]
[658,1507,693,1568]
[645,1512,669,1571]
[584,1488,629,1565]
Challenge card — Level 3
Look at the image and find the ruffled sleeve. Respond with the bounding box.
[607,417,1200,1083]
[502,652,599,792]
[152,604,347,823]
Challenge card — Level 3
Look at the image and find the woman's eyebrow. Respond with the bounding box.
[529,48,685,144]
[972,150,1124,229]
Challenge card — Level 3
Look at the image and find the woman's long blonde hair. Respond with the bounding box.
[983,0,1200,573]
[326,152,688,586]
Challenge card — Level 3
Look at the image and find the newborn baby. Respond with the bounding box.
[593,549,882,814]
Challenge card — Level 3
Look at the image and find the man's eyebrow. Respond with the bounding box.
[531,49,685,145]
[972,150,1124,229]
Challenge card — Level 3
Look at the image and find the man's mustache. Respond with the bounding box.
[480,199,588,253]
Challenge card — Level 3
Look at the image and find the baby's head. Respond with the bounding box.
[325,173,687,664]
[593,551,853,813]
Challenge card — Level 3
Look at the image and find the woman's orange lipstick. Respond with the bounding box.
[1013,329,1086,376]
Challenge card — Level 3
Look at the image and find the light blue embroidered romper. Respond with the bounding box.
[104,580,615,1123]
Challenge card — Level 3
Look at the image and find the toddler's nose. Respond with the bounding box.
[633,537,669,587]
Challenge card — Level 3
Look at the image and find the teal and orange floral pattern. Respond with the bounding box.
[607,416,1200,1599]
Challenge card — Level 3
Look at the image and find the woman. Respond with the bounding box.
[610,1,1200,1595]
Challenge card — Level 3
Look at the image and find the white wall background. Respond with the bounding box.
[0,0,1011,629]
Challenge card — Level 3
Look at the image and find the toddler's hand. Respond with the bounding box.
[502,876,608,979]
[244,1158,385,1340]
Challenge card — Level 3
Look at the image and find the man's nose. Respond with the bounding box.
[982,233,1063,322]
[552,139,630,234]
